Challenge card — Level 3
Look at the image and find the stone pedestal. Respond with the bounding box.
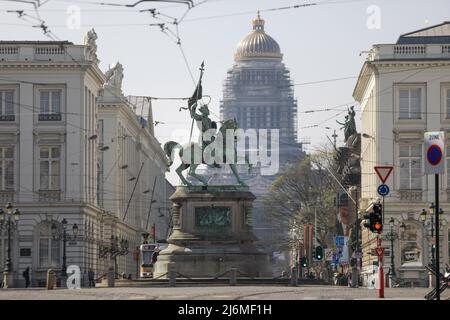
[154,186,271,278]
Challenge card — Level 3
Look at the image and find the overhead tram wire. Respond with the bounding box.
[299,64,449,131]
[1,63,448,122]
[3,3,447,124]
[181,0,369,23]
[0,0,370,28]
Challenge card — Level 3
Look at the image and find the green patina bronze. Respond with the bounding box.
[336,106,357,142]
[195,206,232,229]
[163,63,252,188]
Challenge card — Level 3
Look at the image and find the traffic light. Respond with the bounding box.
[373,203,383,233]
[362,203,383,234]
[362,211,372,230]
[315,246,323,260]
[300,256,307,268]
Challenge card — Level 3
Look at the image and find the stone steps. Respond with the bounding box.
[103,278,329,287]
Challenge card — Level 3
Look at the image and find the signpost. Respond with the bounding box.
[373,165,393,299]
[375,237,385,298]
[424,131,445,301]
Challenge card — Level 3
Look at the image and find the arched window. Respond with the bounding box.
[37,221,61,268]
[400,221,422,267]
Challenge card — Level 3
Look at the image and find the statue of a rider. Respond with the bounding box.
[164,62,250,187]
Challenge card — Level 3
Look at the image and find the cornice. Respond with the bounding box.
[0,62,91,70]
[353,62,376,102]
[0,61,105,85]
[372,60,450,68]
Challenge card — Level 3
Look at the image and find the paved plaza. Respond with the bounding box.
[0,285,447,300]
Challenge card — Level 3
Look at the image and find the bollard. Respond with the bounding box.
[168,263,176,287]
[46,269,56,290]
[229,267,237,286]
[107,267,115,288]
[2,272,12,288]
[290,267,298,287]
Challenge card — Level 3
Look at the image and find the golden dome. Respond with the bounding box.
[235,11,283,61]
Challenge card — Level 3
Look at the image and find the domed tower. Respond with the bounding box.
[221,12,302,166]
[218,13,304,275]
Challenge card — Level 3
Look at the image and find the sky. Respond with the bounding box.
[1,0,449,184]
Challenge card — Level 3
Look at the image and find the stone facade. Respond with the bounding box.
[353,22,450,287]
[0,34,169,287]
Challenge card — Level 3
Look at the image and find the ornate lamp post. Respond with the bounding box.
[384,217,406,283]
[99,235,129,277]
[420,203,444,268]
[0,202,20,288]
[51,218,78,278]
[141,231,150,244]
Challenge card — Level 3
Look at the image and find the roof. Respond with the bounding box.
[234,12,283,61]
[0,40,73,45]
[397,21,450,44]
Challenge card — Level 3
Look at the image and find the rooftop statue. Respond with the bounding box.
[104,62,124,93]
[336,106,357,142]
[164,62,252,187]
[84,28,98,62]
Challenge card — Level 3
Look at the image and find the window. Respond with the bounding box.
[0,147,14,191]
[38,224,60,268]
[400,223,422,267]
[399,87,422,119]
[446,89,450,118]
[38,89,62,121]
[0,90,14,121]
[399,145,422,190]
[39,146,60,190]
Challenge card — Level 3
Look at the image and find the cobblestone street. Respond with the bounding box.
[0,285,447,300]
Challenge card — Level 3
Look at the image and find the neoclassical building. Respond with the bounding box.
[0,31,169,287]
[354,22,450,287]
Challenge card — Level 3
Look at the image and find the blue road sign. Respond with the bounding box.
[335,236,345,247]
[377,184,390,197]
[427,145,442,166]
[333,253,340,264]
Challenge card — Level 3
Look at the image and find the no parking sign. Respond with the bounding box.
[424,132,445,174]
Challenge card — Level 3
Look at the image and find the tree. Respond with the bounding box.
[263,146,339,253]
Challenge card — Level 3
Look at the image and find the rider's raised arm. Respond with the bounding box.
[190,104,202,121]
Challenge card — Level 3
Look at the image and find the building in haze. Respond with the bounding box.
[220,12,302,166]
[201,13,305,274]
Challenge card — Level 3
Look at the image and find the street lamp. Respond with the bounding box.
[99,235,129,277]
[0,202,20,286]
[420,203,444,268]
[384,217,406,281]
[52,218,78,278]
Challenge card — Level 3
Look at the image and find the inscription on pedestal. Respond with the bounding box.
[195,206,231,230]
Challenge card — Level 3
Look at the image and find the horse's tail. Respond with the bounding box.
[163,141,181,167]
